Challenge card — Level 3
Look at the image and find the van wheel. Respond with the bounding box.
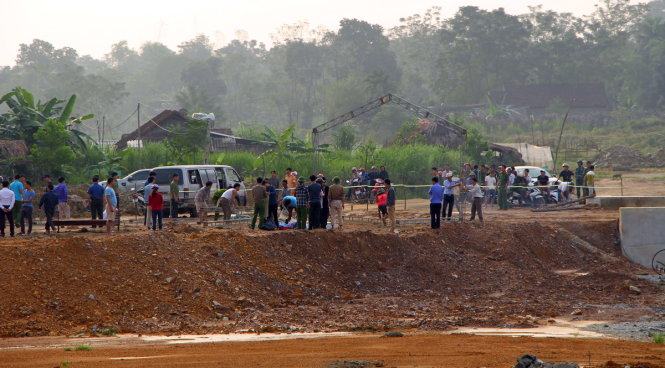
[189,209,197,218]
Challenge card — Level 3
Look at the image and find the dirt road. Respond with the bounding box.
[2,334,663,368]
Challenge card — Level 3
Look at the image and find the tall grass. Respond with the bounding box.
[118,143,467,185]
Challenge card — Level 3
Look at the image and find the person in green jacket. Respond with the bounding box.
[574,160,586,198]
[497,165,509,210]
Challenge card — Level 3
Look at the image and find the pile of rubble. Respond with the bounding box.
[0,222,658,337]
[595,146,665,169]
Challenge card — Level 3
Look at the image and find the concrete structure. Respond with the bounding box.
[591,196,665,210]
[619,207,665,268]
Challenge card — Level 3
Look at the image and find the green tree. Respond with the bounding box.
[165,119,210,161]
[333,124,357,150]
[30,119,76,176]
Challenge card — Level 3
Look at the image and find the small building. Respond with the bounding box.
[115,109,272,153]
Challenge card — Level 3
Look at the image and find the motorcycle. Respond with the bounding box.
[346,177,369,203]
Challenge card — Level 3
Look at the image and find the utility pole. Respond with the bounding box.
[137,103,142,148]
[101,116,106,148]
[96,120,101,145]
[553,98,575,172]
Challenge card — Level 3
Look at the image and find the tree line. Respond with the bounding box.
[1,0,664,145]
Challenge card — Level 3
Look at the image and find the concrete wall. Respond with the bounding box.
[591,196,665,210]
[619,207,665,268]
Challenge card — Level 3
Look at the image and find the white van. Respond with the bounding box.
[149,165,247,215]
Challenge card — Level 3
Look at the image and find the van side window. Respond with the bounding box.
[226,168,241,183]
[204,169,217,186]
[133,170,150,182]
[188,170,201,185]
[215,168,227,188]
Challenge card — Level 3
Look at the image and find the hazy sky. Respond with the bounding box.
[0,0,632,66]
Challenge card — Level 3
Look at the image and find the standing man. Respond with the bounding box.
[87,176,105,227]
[378,166,389,181]
[559,163,574,182]
[109,172,121,209]
[39,183,59,234]
[575,161,586,198]
[103,178,117,234]
[467,177,484,223]
[0,180,16,237]
[328,177,344,230]
[169,173,180,221]
[20,181,35,235]
[295,177,308,229]
[429,176,444,229]
[9,175,24,225]
[250,177,267,230]
[497,165,509,210]
[442,172,460,221]
[318,177,329,229]
[195,181,213,226]
[143,176,155,229]
[307,175,322,230]
[585,165,596,197]
[285,168,297,195]
[54,177,70,219]
[385,179,396,232]
[266,179,278,225]
[485,170,497,206]
[268,171,281,192]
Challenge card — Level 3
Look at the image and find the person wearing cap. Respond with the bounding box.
[195,181,213,226]
[328,177,344,230]
[575,161,586,198]
[295,176,309,229]
[442,172,461,221]
[143,176,155,229]
[559,163,574,182]
[148,185,164,230]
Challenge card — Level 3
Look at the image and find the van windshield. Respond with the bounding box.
[154,169,183,185]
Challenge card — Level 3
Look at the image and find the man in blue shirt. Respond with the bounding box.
[307,175,322,230]
[442,172,461,221]
[429,176,444,229]
[88,176,105,227]
[104,177,118,234]
[54,177,70,219]
[20,180,35,235]
[9,174,24,225]
[265,179,278,225]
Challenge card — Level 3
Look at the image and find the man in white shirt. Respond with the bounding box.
[467,177,484,223]
[0,180,16,237]
[484,172,497,206]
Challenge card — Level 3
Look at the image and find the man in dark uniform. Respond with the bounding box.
[574,161,586,198]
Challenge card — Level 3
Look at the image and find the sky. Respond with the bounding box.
[0,0,637,67]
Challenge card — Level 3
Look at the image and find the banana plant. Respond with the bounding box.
[0,87,94,152]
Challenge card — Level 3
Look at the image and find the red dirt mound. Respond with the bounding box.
[0,222,658,337]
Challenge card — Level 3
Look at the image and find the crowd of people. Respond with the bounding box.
[0,173,120,237]
[0,160,598,236]
[426,160,597,228]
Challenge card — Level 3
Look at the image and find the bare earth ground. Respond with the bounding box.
[0,170,663,367]
[1,334,664,368]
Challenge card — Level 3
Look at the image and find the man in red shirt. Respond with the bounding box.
[148,185,164,230]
